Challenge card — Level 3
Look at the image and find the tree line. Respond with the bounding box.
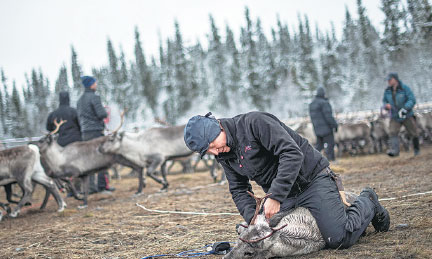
[1,0,431,138]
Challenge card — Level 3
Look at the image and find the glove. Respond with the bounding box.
[385,103,391,110]
[398,108,407,119]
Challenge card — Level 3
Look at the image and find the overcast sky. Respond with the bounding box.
[0,0,384,88]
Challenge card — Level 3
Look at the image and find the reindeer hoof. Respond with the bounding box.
[133,192,144,197]
[218,180,227,185]
[158,183,169,192]
[9,211,19,218]
[77,204,88,210]
[57,203,67,212]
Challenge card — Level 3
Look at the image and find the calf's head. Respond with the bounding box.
[99,132,123,154]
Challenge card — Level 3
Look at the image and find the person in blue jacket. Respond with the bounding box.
[383,73,419,156]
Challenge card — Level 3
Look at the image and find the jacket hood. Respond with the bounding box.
[59,91,70,106]
[316,87,325,98]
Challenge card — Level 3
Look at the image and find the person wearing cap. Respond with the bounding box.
[77,76,115,194]
[383,73,419,157]
[309,87,338,161]
[184,111,390,249]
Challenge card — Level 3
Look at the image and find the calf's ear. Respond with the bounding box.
[268,209,294,228]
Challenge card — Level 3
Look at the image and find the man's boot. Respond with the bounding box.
[413,137,420,156]
[387,136,400,157]
[360,188,390,232]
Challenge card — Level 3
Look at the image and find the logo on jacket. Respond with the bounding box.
[245,145,252,153]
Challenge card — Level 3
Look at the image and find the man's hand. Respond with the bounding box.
[385,103,391,110]
[264,198,280,220]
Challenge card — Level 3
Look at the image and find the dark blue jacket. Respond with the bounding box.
[77,88,108,133]
[382,81,416,122]
[309,88,338,137]
[215,112,329,224]
[46,91,82,147]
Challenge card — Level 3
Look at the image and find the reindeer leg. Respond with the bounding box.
[135,167,145,195]
[78,175,89,209]
[62,178,84,200]
[145,157,167,190]
[115,155,145,195]
[9,177,33,218]
[160,160,169,191]
[5,183,20,204]
[39,185,51,210]
[32,168,66,212]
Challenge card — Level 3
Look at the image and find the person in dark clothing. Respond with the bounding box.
[46,91,82,146]
[184,112,390,249]
[47,91,82,197]
[77,76,114,193]
[309,87,338,161]
[383,72,419,157]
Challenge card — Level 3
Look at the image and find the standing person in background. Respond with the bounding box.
[46,91,82,146]
[309,87,338,161]
[46,91,82,196]
[383,73,419,157]
[77,76,115,194]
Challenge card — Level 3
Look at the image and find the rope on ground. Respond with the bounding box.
[379,190,432,201]
[137,190,432,216]
[136,203,239,216]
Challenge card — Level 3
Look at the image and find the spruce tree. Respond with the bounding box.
[298,15,319,94]
[71,45,82,90]
[1,70,11,134]
[10,81,29,137]
[107,38,121,84]
[225,24,242,93]
[276,17,291,81]
[208,14,229,108]
[243,7,264,109]
[135,27,157,112]
[55,65,69,93]
[381,0,405,53]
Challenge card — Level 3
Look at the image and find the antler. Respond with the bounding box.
[111,110,126,134]
[239,224,288,243]
[248,191,272,225]
[238,191,290,244]
[49,118,67,135]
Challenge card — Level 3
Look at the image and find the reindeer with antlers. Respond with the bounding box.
[224,191,358,258]
[37,115,143,207]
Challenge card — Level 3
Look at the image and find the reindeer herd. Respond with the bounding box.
[0,114,195,221]
[293,109,432,156]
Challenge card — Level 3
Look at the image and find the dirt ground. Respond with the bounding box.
[1,146,432,259]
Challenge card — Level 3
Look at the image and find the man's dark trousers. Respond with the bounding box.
[315,133,336,161]
[82,130,109,192]
[279,169,375,248]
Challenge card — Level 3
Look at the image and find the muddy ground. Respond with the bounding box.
[1,146,431,259]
